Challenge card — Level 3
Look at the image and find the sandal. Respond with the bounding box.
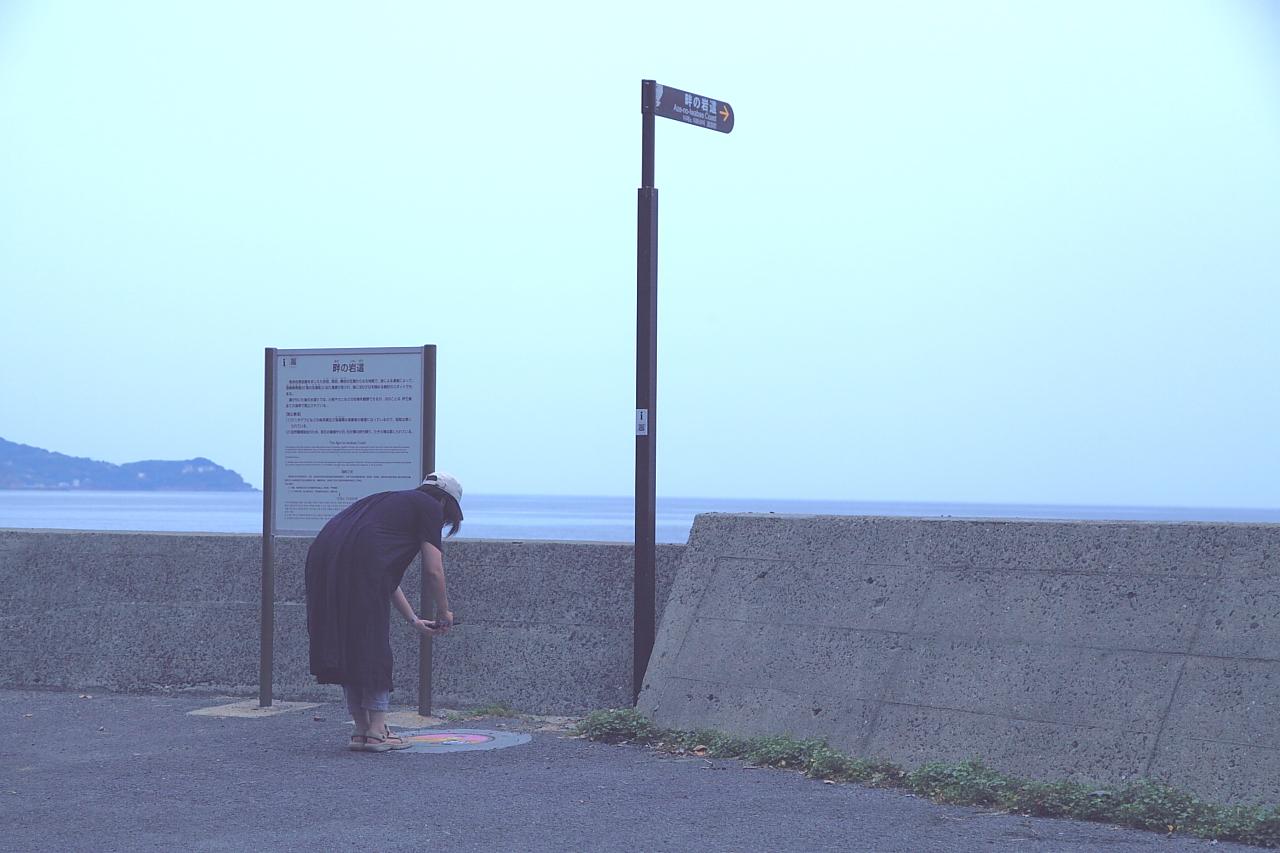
[381,727,412,750]
[347,734,367,751]
[362,729,412,752]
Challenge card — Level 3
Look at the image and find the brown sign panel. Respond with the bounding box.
[653,83,734,134]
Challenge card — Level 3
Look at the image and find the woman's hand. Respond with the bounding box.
[412,618,449,637]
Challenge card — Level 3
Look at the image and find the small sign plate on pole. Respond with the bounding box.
[652,83,734,133]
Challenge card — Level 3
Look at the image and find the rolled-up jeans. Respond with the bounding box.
[343,684,391,716]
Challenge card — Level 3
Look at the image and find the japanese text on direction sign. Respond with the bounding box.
[653,83,734,133]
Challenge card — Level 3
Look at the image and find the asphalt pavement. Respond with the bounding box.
[0,688,1253,853]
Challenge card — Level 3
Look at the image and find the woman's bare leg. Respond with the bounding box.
[350,708,370,737]
[366,710,387,739]
[344,686,371,742]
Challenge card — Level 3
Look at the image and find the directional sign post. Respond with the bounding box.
[634,79,733,703]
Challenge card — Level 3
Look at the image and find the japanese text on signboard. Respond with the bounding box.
[271,350,424,534]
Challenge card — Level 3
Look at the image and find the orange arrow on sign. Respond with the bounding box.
[719,105,730,121]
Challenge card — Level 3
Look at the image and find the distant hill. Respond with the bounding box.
[0,438,256,491]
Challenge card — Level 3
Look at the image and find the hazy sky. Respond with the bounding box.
[2,1,1278,506]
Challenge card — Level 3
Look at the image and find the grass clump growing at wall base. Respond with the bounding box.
[574,708,662,744]
[573,710,1280,848]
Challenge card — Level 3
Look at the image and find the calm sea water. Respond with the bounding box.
[0,490,1276,542]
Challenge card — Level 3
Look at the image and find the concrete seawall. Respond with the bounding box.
[0,529,683,714]
[638,514,1280,806]
[7,516,1279,805]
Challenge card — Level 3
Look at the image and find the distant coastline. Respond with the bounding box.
[0,437,256,492]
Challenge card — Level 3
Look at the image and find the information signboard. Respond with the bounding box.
[267,346,429,535]
[259,344,436,711]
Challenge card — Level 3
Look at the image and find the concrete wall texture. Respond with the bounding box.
[638,514,1280,806]
[6,516,1278,804]
[0,529,683,714]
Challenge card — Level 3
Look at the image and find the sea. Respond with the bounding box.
[0,490,1276,542]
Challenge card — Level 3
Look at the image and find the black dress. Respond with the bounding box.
[304,488,443,690]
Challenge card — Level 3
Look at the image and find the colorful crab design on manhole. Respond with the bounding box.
[393,728,532,753]
[412,732,493,745]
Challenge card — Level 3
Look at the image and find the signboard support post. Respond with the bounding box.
[418,346,437,718]
[260,347,277,708]
[634,80,659,703]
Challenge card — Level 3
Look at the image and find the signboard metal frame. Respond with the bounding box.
[267,346,430,535]
[260,345,436,710]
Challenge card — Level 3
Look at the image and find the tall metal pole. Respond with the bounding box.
[634,79,659,703]
[259,348,277,708]
[418,345,438,717]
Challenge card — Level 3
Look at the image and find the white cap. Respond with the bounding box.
[421,471,463,507]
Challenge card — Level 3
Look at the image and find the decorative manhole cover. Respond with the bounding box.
[392,728,532,753]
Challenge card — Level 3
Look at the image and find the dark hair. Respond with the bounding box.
[419,485,463,537]
[440,495,463,538]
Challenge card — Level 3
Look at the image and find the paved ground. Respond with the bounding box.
[0,688,1254,853]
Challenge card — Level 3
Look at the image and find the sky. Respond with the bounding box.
[1,1,1278,507]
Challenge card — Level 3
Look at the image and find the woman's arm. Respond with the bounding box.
[419,541,453,627]
[391,586,417,625]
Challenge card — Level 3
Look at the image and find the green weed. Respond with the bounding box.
[574,708,661,744]
[906,758,1017,808]
[575,710,1280,848]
